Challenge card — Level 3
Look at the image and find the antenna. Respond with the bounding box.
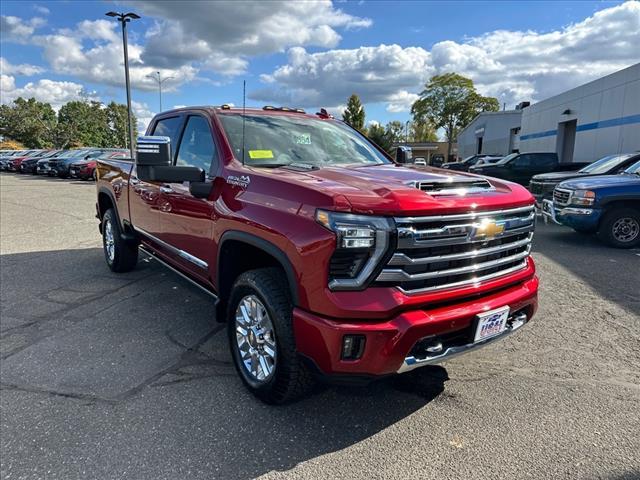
[241,80,246,166]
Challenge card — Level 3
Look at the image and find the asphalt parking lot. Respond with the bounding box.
[1,172,639,480]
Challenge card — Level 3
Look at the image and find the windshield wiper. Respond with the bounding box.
[249,163,292,168]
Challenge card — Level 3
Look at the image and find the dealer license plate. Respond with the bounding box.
[474,306,510,342]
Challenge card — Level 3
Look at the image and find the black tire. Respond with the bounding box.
[102,208,138,272]
[597,207,640,248]
[227,268,314,404]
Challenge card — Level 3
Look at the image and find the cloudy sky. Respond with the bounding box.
[1,0,639,131]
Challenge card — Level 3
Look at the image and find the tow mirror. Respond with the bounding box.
[395,146,413,164]
[136,136,171,167]
[136,135,206,184]
[142,165,205,183]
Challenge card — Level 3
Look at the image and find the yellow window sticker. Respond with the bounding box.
[248,150,274,159]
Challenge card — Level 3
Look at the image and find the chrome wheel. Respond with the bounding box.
[235,295,277,382]
[612,217,639,243]
[104,220,115,262]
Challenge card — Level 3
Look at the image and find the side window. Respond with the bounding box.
[151,116,183,157]
[512,155,531,167]
[175,116,216,174]
[541,154,558,168]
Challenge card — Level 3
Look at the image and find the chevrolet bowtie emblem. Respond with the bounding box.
[473,220,505,239]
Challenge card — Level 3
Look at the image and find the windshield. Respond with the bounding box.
[579,154,634,174]
[218,113,390,168]
[624,160,640,174]
[496,153,517,165]
[61,149,90,158]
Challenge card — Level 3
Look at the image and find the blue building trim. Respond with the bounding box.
[520,129,557,141]
[575,113,640,132]
[520,113,640,141]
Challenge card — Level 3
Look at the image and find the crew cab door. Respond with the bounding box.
[157,114,219,281]
[130,115,184,240]
[508,154,533,185]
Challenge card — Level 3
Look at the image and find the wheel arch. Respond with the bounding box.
[217,231,300,307]
[598,198,640,228]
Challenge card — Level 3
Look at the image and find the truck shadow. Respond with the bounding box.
[1,247,447,479]
[532,221,640,317]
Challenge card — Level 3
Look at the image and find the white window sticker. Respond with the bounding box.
[294,133,311,145]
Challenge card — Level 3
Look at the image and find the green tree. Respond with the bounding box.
[367,122,393,153]
[105,102,134,148]
[385,120,405,145]
[409,120,438,142]
[342,94,366,131]
[411,73,498,159]
[0,97,57,148]
[56,101,126,148]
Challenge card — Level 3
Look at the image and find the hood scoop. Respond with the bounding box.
[407,178,495,196]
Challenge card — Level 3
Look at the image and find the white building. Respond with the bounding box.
[456,110,523,159]
[519,63,640,163]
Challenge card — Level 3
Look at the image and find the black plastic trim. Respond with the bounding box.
[218,230,300,305]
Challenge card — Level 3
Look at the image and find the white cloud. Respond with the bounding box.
[251,44,433,109]
[132,100,154,132]
[33,5,50,16]
[32,20,198,92]
[0,57,45,76]
[0,15,46,43]
[254,1,640,112]
[0,75,97,110]
[136,0,371,76]
[386,90,420,113]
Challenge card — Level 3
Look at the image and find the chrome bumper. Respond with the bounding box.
[397,311,528,373]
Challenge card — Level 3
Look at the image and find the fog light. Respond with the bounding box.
[341,334,365,360]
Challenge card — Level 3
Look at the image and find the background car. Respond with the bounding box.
[441,154,502,172]
[70,150,128,180]
[530,152,640,204]
[47,149,101,178]
[469,152,590,185]
[0,150,27,170]
[6,150,42,172]
[19,150,62,174]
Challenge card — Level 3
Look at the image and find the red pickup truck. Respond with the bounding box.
[96,105,538,403]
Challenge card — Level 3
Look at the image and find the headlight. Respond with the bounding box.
[316,210,395,290]
[570,190,595,206]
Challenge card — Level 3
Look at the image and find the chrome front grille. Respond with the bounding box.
[375,205,535,294]
[553,188,571,206]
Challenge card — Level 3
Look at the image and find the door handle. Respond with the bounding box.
[160,185,174,194]
[130,177,140,185]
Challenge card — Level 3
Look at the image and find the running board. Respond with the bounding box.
[139,246,219,303]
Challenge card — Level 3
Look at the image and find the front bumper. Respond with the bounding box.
[541,199,600,230]
[293,275,538,377]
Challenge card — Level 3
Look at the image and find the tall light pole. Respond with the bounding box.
[106,11,140,160]
[146,71,174,112]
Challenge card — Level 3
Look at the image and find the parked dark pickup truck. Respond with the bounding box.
[470,152,589,186]
[442,154,501,172]
[530,152,640,204]
[96,105,539,403]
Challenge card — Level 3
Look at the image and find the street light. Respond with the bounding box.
[146,71,174,112]
[106,11,140,160]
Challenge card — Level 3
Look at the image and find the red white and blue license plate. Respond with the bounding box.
[474,306,510,342]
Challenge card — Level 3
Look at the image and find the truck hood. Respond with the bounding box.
[257,163,534,216]
[532,171,589,182]
[559,173,640,190]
